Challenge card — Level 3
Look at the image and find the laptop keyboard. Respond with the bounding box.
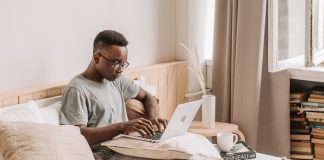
[143,131,164,140]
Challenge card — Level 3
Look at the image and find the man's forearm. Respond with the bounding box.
[79,123,125,145]
[143,94,160,119]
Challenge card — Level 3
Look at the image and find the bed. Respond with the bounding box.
[0,61,222,160]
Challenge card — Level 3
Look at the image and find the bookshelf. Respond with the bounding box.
[290,79,324,159]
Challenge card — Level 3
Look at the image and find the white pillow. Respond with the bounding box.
[0,121,94,160]
[35,96,61,107]
[0,101,44,123]
[103,132,221,160]
[40,101,62,125]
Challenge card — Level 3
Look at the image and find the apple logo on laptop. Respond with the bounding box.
[180,116,187,123]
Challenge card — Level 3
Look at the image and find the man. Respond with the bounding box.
[60,30,167,160]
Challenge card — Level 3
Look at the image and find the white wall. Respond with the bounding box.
[0,0,176,92]
[175,0,189,61]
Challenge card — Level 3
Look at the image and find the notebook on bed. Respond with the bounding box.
[115,100,202,143]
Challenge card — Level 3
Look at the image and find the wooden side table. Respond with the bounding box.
[189,121,246,142]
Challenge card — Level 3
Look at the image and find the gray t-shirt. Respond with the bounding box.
[60,74,140,160]
[60,74,140,127]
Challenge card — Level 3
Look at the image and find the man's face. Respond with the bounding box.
[94,45,128,81]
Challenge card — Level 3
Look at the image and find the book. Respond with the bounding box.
[291,141,312,148]
[290,92,306,99]
[290,99,302,104]
[290,128,311,134]
[290,107,299,113]
[309,121,324,126]
[290,134,311,141]
[302,101,324,107]
[307,117,324,122]
[314,144,324,156]
[306,113,324,120]
[312,138,324,144]
[311,132,324,139]
[306,112,324,116]
[291,125,310,130]
[290,146,312,154]
[308,98,324,104]
[297,106,324,113]
[310,94,324,99]
[290,154,314,159]
[291,121,308,126]
[313,128,324,134]
[291,113,307,117]
[315,154,324,159]
[290,117,307,122]
[310,86,324,95]
[218,142,256,160]
[309,124,324,129]
[313,136,324,139]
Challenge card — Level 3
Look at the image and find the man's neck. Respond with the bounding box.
[82,64,106,84]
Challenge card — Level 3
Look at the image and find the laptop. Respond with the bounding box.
[115,100,202,143]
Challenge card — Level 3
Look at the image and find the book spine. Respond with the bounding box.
[290,93,305,99]
[311,90,324,95]
[302,101,324,107]
[310,94,324,99]
[290,117,307,122]
[310,124,324,129]
[308,98,324,104]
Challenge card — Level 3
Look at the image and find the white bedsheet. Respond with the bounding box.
[254,152,282,160]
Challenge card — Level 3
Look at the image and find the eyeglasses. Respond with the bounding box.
[99,54,130,70]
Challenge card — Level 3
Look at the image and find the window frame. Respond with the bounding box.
[268,0,306,72]
[311,0,324,66]
[305,0,312,67]
[268,0,324,72]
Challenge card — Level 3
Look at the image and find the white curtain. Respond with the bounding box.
[212,0,290,156]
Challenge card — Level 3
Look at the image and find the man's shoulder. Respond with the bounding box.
[67,74,84,87]
[62,75,92,99]
[64,74,90,92]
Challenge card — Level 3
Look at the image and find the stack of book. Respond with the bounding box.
[308,86,324,104]
[290,92,305,113]
[312,128,324,159]
[290,134,313,159]
[290,113,310,134]
[290,92,314,159]
[300,86,324,159]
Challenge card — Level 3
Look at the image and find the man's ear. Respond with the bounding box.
[93,53,100,64]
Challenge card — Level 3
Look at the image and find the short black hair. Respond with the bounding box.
[93,30,128,53]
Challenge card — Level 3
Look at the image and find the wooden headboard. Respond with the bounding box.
[0,61,188,119]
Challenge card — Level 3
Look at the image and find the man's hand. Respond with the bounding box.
[122,118,155,137]
[134,88,167,133]
[149,117,168,132]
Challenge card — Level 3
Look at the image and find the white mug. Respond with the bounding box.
[217,132,238,152]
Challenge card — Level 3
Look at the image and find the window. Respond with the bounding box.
[268,0,324,72]
[312,0,324,65]
[204,0,215,60]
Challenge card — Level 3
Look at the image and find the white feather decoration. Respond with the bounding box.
[179,43,206,95]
